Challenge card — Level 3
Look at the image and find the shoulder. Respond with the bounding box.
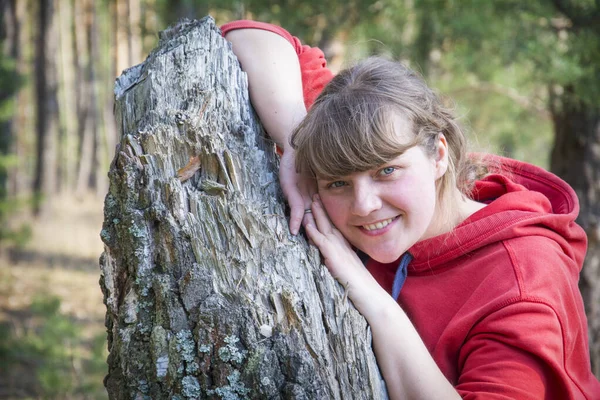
[501,235,581,302]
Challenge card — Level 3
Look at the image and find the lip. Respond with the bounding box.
[358,216,400,237]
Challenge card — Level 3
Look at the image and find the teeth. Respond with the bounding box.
[363,218,394,231]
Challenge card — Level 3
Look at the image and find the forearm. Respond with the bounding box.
[357,284,461,400]
[225,29,306,151]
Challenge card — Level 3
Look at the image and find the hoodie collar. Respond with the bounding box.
[407,155,586,273]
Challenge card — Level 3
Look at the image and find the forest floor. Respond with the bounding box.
[0,194,108,399]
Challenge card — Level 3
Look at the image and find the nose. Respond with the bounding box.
[351,181,382,217]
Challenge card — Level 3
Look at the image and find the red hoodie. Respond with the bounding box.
[221,20,600,399]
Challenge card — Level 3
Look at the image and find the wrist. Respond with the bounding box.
[347,275,399,321]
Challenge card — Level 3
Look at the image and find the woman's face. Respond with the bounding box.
[316,117,448,263]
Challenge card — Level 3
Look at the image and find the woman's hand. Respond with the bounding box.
[304,194,384,314]
[280,149,317,235]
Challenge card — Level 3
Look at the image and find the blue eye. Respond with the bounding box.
[379,167,396,176]
[328,181,346,188]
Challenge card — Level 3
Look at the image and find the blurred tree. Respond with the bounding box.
[75,0,102,196]
[0,0,23,197]
[4,0,148,211]
[33,0,60,214]
[0,0,29,246]
[156,0,381,64]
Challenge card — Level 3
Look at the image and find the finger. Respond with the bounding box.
[301,206,315,229]
[284,185,305,236]
[310,194,333,234]
[289,206,304,236]
[300,180,318,228]
[304,221,325,248]
[302,212,317,246]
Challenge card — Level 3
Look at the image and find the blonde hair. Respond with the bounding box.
[291,57,485,200]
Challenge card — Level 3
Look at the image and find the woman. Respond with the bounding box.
[222,20,600,399]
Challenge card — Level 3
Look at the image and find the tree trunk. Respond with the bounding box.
[127,0,142,68]
[56,0,77,193]
[75,0,100,196]
[33,0,59,214]
[0,0,19,199]
[9,0,33,197]
[550,88,600,377]
[100,17,387,399]
[87,0,100,193]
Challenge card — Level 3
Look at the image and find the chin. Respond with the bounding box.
[362,249,404,264]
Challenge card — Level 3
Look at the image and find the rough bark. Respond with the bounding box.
[550,89,600,377]
[100,17,387,399]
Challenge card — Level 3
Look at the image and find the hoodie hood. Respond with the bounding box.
[407,155,587,273]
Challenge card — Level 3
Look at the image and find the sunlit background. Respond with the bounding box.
[1,0,598,398]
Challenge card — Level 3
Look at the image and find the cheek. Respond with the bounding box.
[318,193,346,226]
[396,174,437,213]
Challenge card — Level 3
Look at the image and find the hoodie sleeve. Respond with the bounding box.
[455,300,593,399]
[221,20,334,109]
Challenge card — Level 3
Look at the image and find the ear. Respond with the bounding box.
[434,133,449,180]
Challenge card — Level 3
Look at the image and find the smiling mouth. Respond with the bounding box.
[362,217,397,231]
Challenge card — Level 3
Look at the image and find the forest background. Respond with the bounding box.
[0,0,598,398]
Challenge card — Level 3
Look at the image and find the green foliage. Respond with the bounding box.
[0,293,108,399]
[157,0,380,47]
[0,155,31,247]
[0,53,25,121]
[154,0,596,167]
[0,44,29,247]
[346,0,598,166]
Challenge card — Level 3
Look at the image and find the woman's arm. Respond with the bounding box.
[225,29,306,151]
[367,292,461,399]
[225,28,314,235]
